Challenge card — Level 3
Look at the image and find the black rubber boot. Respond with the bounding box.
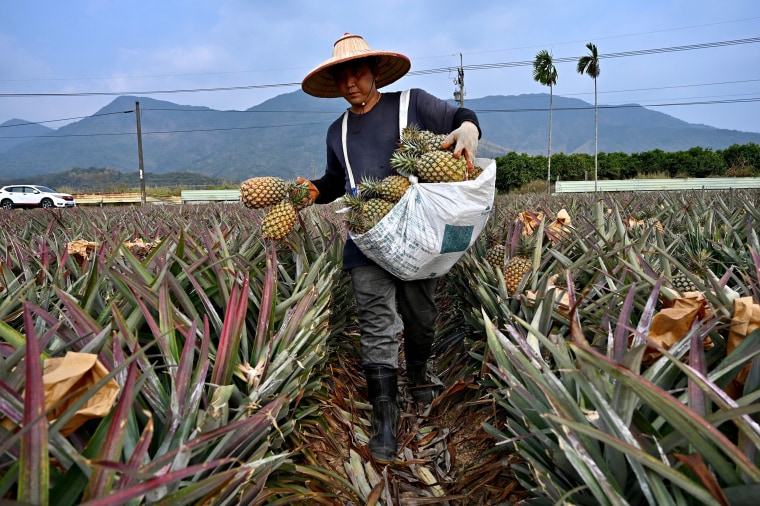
[365,366,399,463]
[407,361,436,404]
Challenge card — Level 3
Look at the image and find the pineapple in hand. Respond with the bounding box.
[258,180,312,242]
[240,176,289,209]
[390,125,469,183]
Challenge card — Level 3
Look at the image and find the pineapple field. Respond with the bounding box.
[1,187,760,505]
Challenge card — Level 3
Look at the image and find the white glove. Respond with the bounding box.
[441,121,479,171]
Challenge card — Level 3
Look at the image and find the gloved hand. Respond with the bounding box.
[441,121,479,171]
[295,177,319,208]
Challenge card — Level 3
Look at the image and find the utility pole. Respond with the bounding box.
[135,101,146,205]
[453,53,465,107]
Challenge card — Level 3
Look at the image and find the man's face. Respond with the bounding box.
[331,60,377,107]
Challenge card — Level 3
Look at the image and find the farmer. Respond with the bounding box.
[297,33,481,463]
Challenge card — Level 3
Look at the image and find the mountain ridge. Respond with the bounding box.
[1,91,758,182]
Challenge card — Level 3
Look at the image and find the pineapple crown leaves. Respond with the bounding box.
[400,123,425,143]
[286,180,313,209]
[345,210,367,235]
[357,175,411,202]
[356,176,384,198]
[342,193,366,211]
[389,150,418,177]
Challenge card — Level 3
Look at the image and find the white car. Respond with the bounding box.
[0,185,76,210]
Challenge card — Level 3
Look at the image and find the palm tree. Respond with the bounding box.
[532,50,558,194]
[576,42,600,192]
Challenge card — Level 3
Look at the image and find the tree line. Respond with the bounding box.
[494,142,760,193]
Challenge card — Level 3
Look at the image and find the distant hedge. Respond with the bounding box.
[495,142,760,193]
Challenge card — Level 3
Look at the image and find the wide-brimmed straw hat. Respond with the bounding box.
[301,33,411,98]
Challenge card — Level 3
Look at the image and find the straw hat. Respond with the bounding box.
[301,33,411,98]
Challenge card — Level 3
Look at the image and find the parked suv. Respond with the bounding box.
[0,185,76,210]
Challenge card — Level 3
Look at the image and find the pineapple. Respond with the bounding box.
[343,194,395,234]
[261,200,297,241]
[358,175,411,203]
[402,125,450,153]
[416,150,468,183]
[364,198,395,226]
[469,165,484,180]
[419,130,451,152]
[390,126,467,183]
[504,237,534,295]
[671,248,713,294]
[389,150,418,177]
[669,227,714,295]
[240,176,288,209]
[289,180,313,211]
[484,244,506,269]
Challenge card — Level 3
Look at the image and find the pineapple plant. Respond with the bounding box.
[240,176,289,209]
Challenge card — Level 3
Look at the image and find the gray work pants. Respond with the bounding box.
[349,264,439,369]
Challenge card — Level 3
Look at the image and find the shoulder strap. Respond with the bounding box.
[399,89,410,134]
[342,90,412,196]
[341,112,357,195]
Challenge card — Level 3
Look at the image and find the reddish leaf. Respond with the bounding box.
[79,459,237,506]
[673,453,730,506]
[211,274,249,387]
[18,302,49,505]
[84,360,139,500]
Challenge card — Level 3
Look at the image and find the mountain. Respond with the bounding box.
[1,91,758,182]
[475,94,760,155]
[0,166,229,192]
[0,119,55,153]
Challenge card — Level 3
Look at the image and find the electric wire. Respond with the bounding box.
[2,36,759,137]
[2,97,758,140]
[1,36,758,98]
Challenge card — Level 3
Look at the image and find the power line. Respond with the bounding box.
[0,121,335,139]
[564,78,760,98]
[411,36,760,75]
[4,16,758,84]
[0,82,300,98]
[473,96,760,114]
[1,36,758,98]
[3,75,756,129]
[0,110,134,129]
[456,16,760,57]
[2,97,758,139]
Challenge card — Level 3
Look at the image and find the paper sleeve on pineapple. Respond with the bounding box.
[727,296,760,387]
[441,121,479,171]
[42,352,120,436]
[294,177,319,208]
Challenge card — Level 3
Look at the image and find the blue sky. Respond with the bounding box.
[1,0,759,133]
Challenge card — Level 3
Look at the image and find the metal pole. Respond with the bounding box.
[135,101,146,205]
[457,53,465,107]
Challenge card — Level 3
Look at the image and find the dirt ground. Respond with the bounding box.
[304,336,527,506]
